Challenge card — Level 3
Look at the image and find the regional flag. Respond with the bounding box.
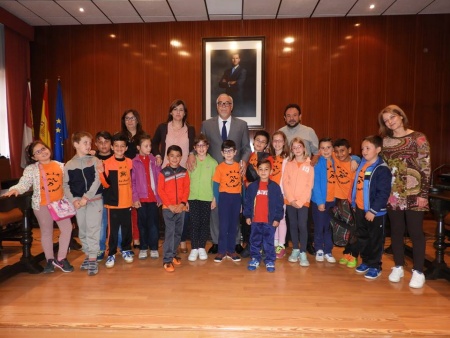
[39,80,51,149]
[54,80,68,162]
[20,81,34,168]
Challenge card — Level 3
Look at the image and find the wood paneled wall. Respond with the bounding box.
[30,15,450,169]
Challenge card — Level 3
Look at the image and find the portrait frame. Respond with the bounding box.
[203,36,265,129]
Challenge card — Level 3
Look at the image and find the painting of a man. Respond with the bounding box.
[219,53,247,112]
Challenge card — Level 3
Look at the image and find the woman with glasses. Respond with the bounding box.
[152,99,196,253]
[3,141,74,274]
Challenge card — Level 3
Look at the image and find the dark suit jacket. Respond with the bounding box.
[201,116,251,164]
[219,66,247,99]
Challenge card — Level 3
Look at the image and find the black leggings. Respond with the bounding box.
[388,210,425,272]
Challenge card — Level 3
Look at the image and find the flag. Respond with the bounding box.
[39,80,51,149]
[21,81,34,168]
[54,80,68,162]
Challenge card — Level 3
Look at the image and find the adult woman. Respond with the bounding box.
[121,109,147,247]
[378,105,431,289]
[152,100,196,252]
[3,141,74,273]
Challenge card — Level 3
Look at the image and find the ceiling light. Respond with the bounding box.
[109,34,116,39]
[355,23,360,27]
[284,37,294,44]
[283,47,292,53]
[79,8,84,13]
[170,40,181,47]
[369,4,375,9]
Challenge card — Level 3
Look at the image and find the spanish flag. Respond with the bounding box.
[39,80,51,149]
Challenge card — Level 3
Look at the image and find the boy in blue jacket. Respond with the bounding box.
[351,135,392,279]
[243,159,284,272]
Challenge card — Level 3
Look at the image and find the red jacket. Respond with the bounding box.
[157,166,190,208]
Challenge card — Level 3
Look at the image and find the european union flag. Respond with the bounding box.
[54,80,68,162]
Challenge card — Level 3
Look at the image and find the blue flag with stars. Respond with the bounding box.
[54,80,68,162]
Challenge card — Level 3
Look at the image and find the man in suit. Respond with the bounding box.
[219,53,247,113]
[199,93,251,254]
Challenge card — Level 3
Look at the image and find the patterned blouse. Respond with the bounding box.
[381,131,431,211]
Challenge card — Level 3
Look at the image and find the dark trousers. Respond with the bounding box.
[388,210,425,272]
[162,210,184,263]
[250,222,276,264]
[189,200,211,249]
[286,205,309,252]
[218,192,241,254]
[137,202,159,251]
[355,207,385,269]
[108,208,132,256]
[311,201,335,254]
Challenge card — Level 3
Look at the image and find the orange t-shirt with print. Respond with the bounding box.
[355,162,370,209]
[39,161,64,205]
[213,162,242,194]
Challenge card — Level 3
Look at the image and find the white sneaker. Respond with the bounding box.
[288,249,300,262]
[409,269,425,289]
[388,266,404,283]
[122,250,134,263]
[198,248,208,260]
[325,253,336,263]
[138,250,148,259]
[105,255,115,268]
[299,252,310,267]
[150,250,159,259]
[188,249,199,262]
[315,250,324,262]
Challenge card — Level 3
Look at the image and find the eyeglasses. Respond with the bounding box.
[125,116,136,121]
[222,148,235,154]
[195,144,207,148]
[33,147,47,156]
[254,138,267,144]
[217,101,232,107]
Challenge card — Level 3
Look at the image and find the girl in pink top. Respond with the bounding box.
[282,137,314,267]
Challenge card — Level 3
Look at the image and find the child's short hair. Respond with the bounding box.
[194,134,209,146]
[221,139,236,151]
[72,131,93,144]
[111,132,128,145]
[363,135,383,149]
[167,144,182,156]
[136,133,151,146]
[95,131,112,141]
[333,138,351,148]
[254,130,270,144]
[319,137,333,146]
[257,158,272,169]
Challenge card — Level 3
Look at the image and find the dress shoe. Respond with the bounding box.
[69,238,82,251]
[240,246,250,258]
[208,244,218,254]
[306,243,316,255]
[235,244,244,254]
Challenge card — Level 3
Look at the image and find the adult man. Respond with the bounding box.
[200,93,251,254]
[219,53,247,112]
[279,103,319,255]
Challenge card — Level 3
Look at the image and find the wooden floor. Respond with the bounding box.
[0,221,449,338]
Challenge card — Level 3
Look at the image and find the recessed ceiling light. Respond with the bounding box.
[170,40,181,47]
[355,23,360,27]
[109,34,116,38]
[284,37,294,44]
[369,4,375,9]
[79,8,84,13]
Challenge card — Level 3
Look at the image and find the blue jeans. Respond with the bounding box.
[137,202,159,250]
[311,201,335,254]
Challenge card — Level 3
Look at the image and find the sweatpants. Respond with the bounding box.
[107,207,132,256]
[218,192,241,254]
[76,198,103,259]
[162,209,185,263]
[355,207,385,269]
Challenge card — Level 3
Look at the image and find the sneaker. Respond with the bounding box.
[347,255,357,268]
[214,253,226,263]
[97,251,105,262]
[163,262,175,272]
[87,261,99,276]
[172,256,181,265]
[138,250,148,260]
[150,250,159,259]
[288,249,300,262]
[275,245,286,259]
[80,257,89,270]
[227,252,241,262]
[188,249,199,262]
[355,263,370,274]
[266,261,275,273]
[315,250,324,262]
[198,248,208,260]
[325,253,336,263]
[409,269,425,289]
[105,255,115,268]
[122,250,134,263]
[52,258,74,273]
[365,267,382,279]
[247,258,260,271]
[339,254,351,265]
[299,252,310,267]
[388,266,404,283]
[43,259,55,274]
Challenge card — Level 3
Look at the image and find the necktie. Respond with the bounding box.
[231,67,235,75]
[221,121,227,141]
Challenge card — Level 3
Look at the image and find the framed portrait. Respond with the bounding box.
[203,36,265,129]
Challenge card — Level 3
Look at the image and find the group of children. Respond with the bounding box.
[7,126,392,279]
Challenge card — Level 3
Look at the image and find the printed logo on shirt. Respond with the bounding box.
[257,189,268,196]
[302,166,310,173]
[226,170,241,188]
[42,171,62,194]
[335,164,350,185]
